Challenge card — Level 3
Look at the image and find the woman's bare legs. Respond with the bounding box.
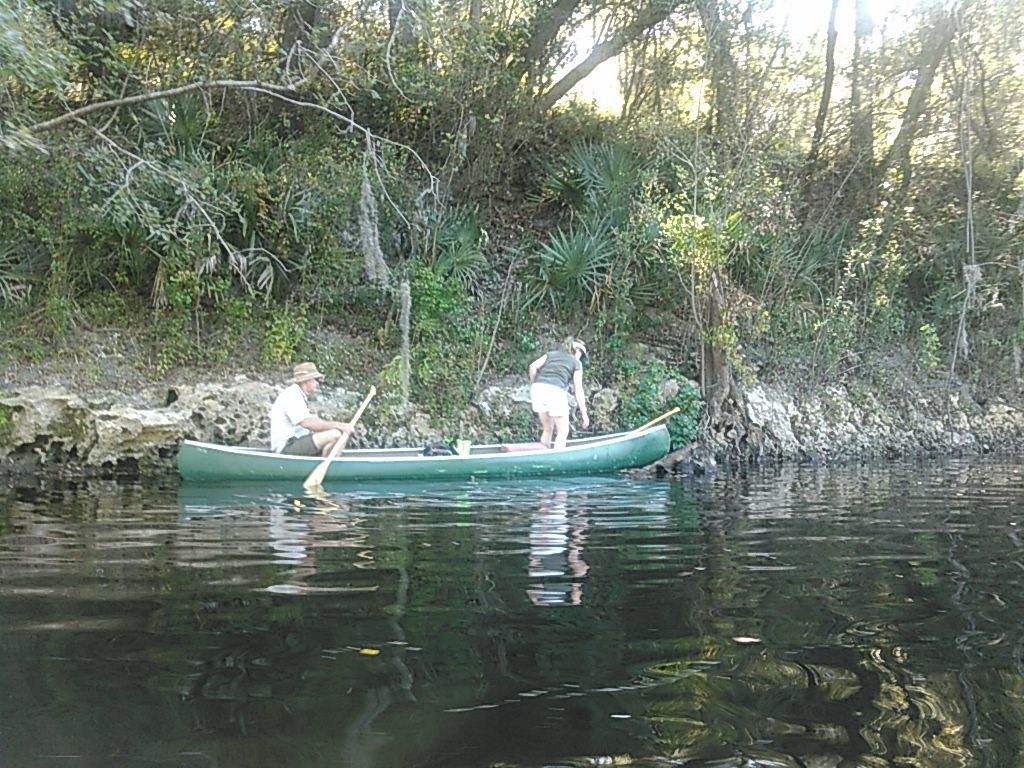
[552,414,570,448]
[538,412,554,447]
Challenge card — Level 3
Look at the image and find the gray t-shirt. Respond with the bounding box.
[535,350,581,389]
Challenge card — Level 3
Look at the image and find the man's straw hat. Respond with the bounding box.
[288,362,325,384]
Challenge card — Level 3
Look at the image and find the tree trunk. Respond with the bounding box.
[388,0,418,43]
[877,10,957,189]
[848,0,875,209]
[699,269,743,427]
[694,0,737,141]
[518,0,583,89]
[805,0,840,173]
[535,0,682,112]
[281,1,319,74]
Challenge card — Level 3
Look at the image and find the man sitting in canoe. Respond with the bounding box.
[270,362,354,457]
[528,337,591,449]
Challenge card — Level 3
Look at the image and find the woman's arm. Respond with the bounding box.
[572,369,590,429]
[528,354,548,382]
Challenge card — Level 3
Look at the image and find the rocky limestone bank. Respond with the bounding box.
[0,376,624,477]
[2,377,1024,478]
[649,382,1024,478]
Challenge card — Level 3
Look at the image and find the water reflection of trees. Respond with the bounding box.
[679,461,1024,766]
[4,465,1024,766]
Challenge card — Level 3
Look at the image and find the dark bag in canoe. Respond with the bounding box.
[422,441,457,456]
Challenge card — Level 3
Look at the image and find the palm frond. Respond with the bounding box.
[526,226,615,313]
[433,206,488,289]
[0,242,38,306]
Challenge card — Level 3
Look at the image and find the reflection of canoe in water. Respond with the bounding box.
[175,473,674,515]
[177,425,670,483]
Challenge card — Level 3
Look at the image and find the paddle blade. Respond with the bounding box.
[302,430,346,491]
[302,457,331,491]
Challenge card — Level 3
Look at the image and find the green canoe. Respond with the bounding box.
[177,424,671,483]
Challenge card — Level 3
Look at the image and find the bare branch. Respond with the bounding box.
[84,121,251,290]
[385,1,414,102]
[242,86,439,194]
[21,80,292,136]
[20,76,440,212]
[17,19,354,138]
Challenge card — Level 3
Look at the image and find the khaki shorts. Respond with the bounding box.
[530,382,570,417]
[282,433,319,456]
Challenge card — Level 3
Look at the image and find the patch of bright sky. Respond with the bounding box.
[764,0,913,43]
[563,0,914,113]
[564,19,622,114]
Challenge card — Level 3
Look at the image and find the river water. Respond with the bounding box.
[1,460,1023,767]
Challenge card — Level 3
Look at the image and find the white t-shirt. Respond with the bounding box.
[269,384,312,452]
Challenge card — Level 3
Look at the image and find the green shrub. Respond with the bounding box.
[917,323,942,370]
[409,266,483,415]
[524,225,614,315]
[504,404,535,442]
[431,206,489,289]
[617,358,703,449]
[262,304,309,367]
[0,402,13,437]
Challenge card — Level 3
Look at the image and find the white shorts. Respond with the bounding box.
[531,382,570,417]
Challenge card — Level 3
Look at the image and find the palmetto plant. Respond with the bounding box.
[528,142,656,316]
[0,242,35,306]
[525,225,615,314]
[432,206,488,289]
[543,142,651,225]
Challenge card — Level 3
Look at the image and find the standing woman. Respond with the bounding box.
[528,337,591,449]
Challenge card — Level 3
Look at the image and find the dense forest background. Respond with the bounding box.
[1,0,1022,430]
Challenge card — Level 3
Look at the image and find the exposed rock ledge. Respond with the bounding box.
[0,377,619,477]
[652,382,1024,478]
[2,378,1024,478]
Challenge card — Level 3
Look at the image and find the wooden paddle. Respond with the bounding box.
[629,406,681,434]
[302,386,376,491]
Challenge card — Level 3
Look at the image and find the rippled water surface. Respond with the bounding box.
[3,460,1024,767]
